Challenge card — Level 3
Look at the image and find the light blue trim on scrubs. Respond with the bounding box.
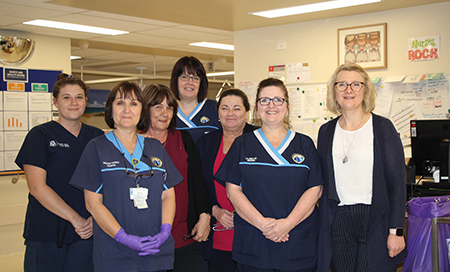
[103,132,168,190]
[251,129,310,169]
[105,132,148,170]
[254,129,290,165]
[176,99,219,131]
[239,161,309,169]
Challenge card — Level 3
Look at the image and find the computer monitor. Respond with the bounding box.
[410,119,450,177]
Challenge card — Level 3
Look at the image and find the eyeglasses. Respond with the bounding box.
[258,97,286,106]
[183,233,195,241]
[122,153,154,182]
[179,74,201,83]
[212,222,234,232]
[334,81,365,92]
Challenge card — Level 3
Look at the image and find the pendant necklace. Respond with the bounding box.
[342,132,357,164]
[341,115,365,164]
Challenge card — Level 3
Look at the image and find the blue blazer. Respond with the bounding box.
[196,123,257,260]
[317,113,407,272]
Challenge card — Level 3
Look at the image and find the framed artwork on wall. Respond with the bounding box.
[338,23,387,69]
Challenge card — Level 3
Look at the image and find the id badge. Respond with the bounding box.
[130,187,148,209]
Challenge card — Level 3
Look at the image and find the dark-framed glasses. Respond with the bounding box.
[122,153,154,181]
[258,97,286,106]
[334,81,364,92]
[179,74,201,83]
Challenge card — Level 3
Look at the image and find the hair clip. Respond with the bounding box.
[68,74,75,78]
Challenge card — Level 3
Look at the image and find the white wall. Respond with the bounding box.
[234,2,450,85]
[0,29,71,73]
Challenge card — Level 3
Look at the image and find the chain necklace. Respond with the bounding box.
[341,115,365,164]
[342,131,357,164]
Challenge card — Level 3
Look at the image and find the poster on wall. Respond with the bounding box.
[408,35,440,61]
[338,23,387,69]
[268,64,286,82]
[286,62,311,84]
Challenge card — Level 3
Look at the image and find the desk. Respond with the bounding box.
[431,216,450,272]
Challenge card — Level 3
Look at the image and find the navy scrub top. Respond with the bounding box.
[215,129,324,270]
[70,132,183,272]
[176,98,219,142]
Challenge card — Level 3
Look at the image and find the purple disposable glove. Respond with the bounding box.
[139,223,172,255]
[114,228,152,252]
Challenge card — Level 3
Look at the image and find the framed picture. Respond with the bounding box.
[338,23,387,69]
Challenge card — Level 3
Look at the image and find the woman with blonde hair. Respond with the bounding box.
[317,63,406,272]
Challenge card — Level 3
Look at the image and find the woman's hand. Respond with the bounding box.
[75,216,94,239]
[262,218,292,243]
[212,205,234,229]
[387,234,405,257]
[192,212,211,242]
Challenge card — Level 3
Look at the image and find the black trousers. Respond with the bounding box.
[169,242,207,272]
[236,263,315,272]
[208,249,236,272]
[331,204,371,272]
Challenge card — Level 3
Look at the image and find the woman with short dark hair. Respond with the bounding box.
[70,81,182,272]
[197,88,256,272]
[142,84,211,272]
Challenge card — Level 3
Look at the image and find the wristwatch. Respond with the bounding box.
[390,228,404,236]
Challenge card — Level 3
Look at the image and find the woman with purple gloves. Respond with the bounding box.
[70,81,183,272]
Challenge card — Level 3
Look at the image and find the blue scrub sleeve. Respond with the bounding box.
[70,140,103,193]
[301,135,325,189]
[15,126,48,170]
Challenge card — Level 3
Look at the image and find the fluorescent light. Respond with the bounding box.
[23,20,128,35]
[70,56,81,60]
[189,42,234,51]
[207,71,235,77]
[251,0,381,18]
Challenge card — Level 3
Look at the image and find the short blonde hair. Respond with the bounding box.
[326,63,377,114]
[252,78,291,129]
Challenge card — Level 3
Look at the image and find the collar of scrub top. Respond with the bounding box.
[105,131,151,172]
[176,99,207,127]
[253,128,294,165]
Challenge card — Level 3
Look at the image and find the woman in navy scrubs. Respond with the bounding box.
[15,73,104,272]
[215,78,323,272]
[197,88,256,272]
[70,81,182,272]
[169,56,220,142]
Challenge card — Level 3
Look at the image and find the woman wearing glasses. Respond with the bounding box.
[214,78,323,272]
[142,84,211,272]
[70,81,183,272]
[197,89,257,272]
[15,74,104,272]
[170,56,220,142]
[317,63,406,272]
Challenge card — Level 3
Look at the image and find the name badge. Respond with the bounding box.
[130,187,148,209]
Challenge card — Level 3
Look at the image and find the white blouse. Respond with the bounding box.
[332,116,374,206]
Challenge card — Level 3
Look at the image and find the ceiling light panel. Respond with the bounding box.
[251,0,381,18]
[23,19,128,35]
[189,42,234,51]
